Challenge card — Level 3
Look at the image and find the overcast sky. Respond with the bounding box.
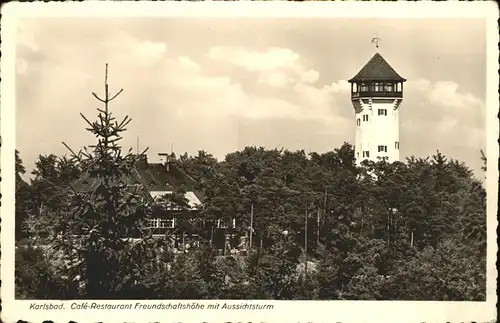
[15,17,486,177]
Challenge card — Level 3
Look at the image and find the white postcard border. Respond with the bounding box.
[1,2,498,323]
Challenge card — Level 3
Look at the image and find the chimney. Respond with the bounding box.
[136,154,148,169]
[158,153,171,172]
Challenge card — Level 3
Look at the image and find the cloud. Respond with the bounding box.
[133,40,167,63]
[257,71,294,88]
[301,69,320,84]
[178,56,200,71]
[207,46,302,72]
[402,78,485,163]
[410,78,484,112]
[327,80,350,93]
[207,46,324,92]
[17,22,40,53]
[16,58,28,75]
[17,30,354,168]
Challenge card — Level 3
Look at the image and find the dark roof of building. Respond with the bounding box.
[71,157,204,203]
[348,53,406,83]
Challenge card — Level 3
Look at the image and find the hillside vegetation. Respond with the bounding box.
[14,66,486,300]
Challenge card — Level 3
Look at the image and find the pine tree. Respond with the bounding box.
[15,150,31,240]
[480,149,487,172]
[49,64,168,298]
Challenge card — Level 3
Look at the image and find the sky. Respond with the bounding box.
[15,17,487,177]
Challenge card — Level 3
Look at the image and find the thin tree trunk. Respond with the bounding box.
[361,211,364,235]
[304,210,308,286]
[249,203,254,250]
[316,208,320,246]
[210,226,214,248]
[223,234,227,255]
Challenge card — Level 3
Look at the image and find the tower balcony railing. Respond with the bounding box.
[351,91,403,99]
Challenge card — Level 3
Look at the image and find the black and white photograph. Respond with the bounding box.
[1,2,498,322]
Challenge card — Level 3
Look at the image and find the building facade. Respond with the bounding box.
[71,154,237,251]
[348,52,406,165]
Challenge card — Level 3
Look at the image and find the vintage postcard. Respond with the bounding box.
[1,1,498,322]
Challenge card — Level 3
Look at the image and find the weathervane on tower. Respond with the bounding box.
[371,36,381,51]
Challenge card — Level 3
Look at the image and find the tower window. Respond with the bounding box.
[357,118,360,126]
[363,151,370,158]
[384,83,394,92]
[395,141,400,149]
[377,109,387,116]
[362,115,369,122]
[378,145,387,153]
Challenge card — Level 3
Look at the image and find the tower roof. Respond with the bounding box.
[348,53,406,83]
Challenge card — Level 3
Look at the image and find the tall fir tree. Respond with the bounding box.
[48,64,169,298]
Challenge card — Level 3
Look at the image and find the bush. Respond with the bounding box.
[15,244,79,299]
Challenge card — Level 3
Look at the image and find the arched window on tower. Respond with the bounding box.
[357,118,360,126]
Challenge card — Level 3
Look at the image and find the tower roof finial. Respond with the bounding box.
[371,36,381,51]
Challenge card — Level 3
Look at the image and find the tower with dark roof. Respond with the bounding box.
[348,52,406,164]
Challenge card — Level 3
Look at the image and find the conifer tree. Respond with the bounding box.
[50,64,168,298]
[480,149,487,172]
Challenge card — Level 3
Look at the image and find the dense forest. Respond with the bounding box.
[15,140,488,300]
[14,68,487,301]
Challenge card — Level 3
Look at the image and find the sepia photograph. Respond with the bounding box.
[1,1,498,323]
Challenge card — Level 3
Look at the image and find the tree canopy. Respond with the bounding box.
[14,65,487,301]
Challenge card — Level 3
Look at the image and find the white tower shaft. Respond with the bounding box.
[354,98,402,164]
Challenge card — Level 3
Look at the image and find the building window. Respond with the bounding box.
[356,118,360,126]
[384,83,394,92]
[395,141,400,150]
[362,115,369,122]
[146,218,175,228]
[362,151,370,158]
[159,218,175,228]
[146,218,159,228]
[360,83,368,92]
[217,218,236,229]
[377,109,387,116]
[378,145,388,153]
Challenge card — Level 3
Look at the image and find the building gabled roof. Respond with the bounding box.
[70,156,204,205]
[150,191,202,209]
[348,53,406,83]
[71,167,149,192]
